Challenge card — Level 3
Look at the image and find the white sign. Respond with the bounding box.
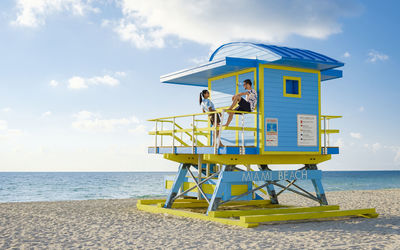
[297,114,317,146]
[265,118,278,146]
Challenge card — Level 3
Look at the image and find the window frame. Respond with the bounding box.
[283,76,302,98]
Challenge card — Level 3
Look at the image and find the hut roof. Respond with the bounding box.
[161,42,343,87]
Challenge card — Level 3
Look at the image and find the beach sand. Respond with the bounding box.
[0,189,399,249]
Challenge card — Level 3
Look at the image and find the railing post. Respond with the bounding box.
[172,117,175,154]
[155,121,158,153]
[160,121,163,147]
[323,117,327,154]
[216,111,224,154]
[241,113,245,154]
[192,115,195,154]
[214,112,218,154]
[327,119,330,147]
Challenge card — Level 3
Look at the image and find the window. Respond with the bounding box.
[283,76,301,98]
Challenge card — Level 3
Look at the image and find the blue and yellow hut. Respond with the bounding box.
[138,42,377,227]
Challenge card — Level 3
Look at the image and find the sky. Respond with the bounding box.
[0,0,399,171]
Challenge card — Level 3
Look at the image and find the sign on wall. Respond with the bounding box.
[265,118,278,146]
[297,114,317,146]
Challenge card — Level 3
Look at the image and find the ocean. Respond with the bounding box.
[0,171,399,203]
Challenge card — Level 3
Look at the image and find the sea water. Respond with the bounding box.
[0,171,399,203]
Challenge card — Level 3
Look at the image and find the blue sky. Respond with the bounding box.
[0,0,399,171]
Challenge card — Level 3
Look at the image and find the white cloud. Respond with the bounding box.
[394,147,400,164]
[2,107,12,112]
[105,0,362,49]
[11,0,99,28]
[343,51,351,58]
[350,132,362,139]
[65,74,121,90]
[73,110,98,120]
[364,142,382,153]
[359,106,364,112]
[68,76,88,89]
[128,124,147,135]
[112,18,165,49]
[189,56,209,65]
[88,75,119,86]
[335,137,344,148]
[0,120,23,139]
[367,50,389,63]
[41,111,52,117]
[0,120,7,130]
[115,71,127,77]
[72,111,141,133]
[49,80,59,87]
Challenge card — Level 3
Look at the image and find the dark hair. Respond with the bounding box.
[199,90,209,105]
[244,79,252,86]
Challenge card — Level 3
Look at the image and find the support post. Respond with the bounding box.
[311,178,328,205]
[258,165,278,204]
[206,165,227,214]
[164,164,189,208]
[197,154,202,200]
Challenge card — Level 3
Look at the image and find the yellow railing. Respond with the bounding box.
[148,110,257,154]
[320,115,342,154]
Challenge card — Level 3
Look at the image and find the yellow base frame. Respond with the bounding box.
[136,199,378,228]
[164,153,331,165]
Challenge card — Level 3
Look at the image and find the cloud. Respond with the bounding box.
[367,50,389,63]
[11,0,99,28]
[350,132,362,139]
[115,71,127,77]
[364,142,382,153]
[359,106,364,112]
[2,107,12,112]
[189,56,209,65]
[73,110,98,120]
[41,111,52,117]
[343,51,351,58]
[50,72,124,90]
[49,80,59,87]
[0,120,7,130]
[72,111,142,133]
[104,0,362,49]
[0,120,23,139]
[67,74,119,89]
[335,137,344,148]
[394,147,400,164]
[128,124,147,135]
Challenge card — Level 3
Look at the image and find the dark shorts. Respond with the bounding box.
[209,113,221,126]
[235,98,251,113]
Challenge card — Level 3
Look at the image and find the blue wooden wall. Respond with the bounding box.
[263,67,319,152]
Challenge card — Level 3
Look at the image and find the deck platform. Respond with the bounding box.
[137,199,378,228]
[148,146,339,155]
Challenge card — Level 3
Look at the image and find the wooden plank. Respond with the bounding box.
[209,205,339,218]
[138,199,209,205]
[157,199,272,209]
[137,199,166,205]
[137,203,258,228]
[240,208,377,223]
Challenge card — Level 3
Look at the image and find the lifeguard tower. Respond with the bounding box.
[137,42,378,227]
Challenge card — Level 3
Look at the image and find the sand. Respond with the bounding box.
[0,189,399,249]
